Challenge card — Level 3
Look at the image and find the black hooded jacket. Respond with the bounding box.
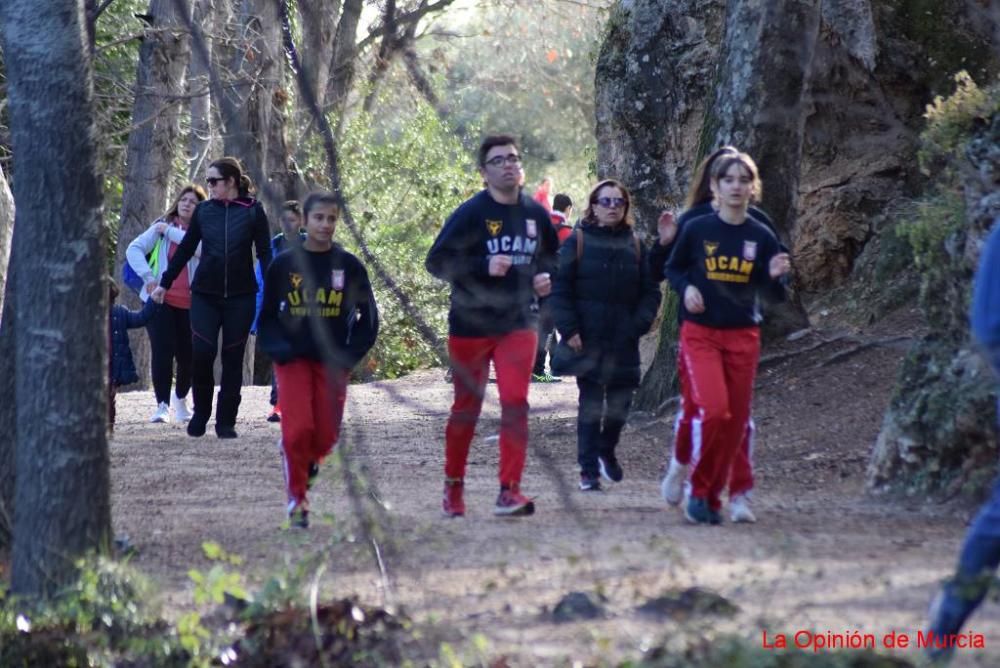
[159,197,272,297]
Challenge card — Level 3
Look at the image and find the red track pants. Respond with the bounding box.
[679,321,760,511]
[275,360,348,505]
[445,329,537,486]
[673,348,756,497]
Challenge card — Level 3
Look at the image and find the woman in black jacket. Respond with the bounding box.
[152,157,272,438]
[550,179,661,491]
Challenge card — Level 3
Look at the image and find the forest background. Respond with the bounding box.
[0,0,999,665]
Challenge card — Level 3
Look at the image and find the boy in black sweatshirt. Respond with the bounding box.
[425,134,559,518]
[257,192,379,528]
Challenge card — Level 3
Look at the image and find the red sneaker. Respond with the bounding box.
[494,484,535,517]
[442,478,465,517]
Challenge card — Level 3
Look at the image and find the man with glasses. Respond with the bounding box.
[426,134,560,517]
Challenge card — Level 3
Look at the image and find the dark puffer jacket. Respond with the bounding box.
[110,300,157,386]
[159,197,272,298]
[550,223,661,387]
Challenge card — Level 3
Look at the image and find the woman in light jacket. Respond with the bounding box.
[126,184,205,423]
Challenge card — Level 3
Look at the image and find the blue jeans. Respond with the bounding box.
[929,406,1000,659]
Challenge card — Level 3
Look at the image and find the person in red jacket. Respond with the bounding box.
[664,151,791,525]
[426,134,560,518]
[532,177,554,212]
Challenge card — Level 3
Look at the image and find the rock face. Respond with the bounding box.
[595,0,999,288]
[868,111,1000,498]
[594,0,726,238]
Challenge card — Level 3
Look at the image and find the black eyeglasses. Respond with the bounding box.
[205,177,223,186]
[595,197,626,208]
[484,154,522,167]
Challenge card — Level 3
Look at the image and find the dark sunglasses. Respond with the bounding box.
[595,196,626,208]
[205,176,224,186]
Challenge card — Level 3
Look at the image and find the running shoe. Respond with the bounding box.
[442,478,465,517]
[494,484,535,516]
[150,402,170,424]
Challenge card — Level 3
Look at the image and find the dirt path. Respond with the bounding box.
[110,308,1000,666]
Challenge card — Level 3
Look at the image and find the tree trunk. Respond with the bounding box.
[117,0,194,389]
[327,0,364,135]
[218,0,287,382]
[0,0,111,597]
[297,0,339,113]
[186,0,216,180]
[708,0,818,336]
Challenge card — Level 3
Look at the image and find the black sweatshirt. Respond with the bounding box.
[425,189,559,337]
[665,213,786,329]
[159,197,272,297]
[257,245,379,368]
[649,202,783,283]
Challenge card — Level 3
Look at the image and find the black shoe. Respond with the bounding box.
[187,414,208,437]
[215,424,238,439]
[579,474,602,492]
[288,502,309,529]
[598,454,623,483]
[685,496,722,525]
[307,461,320,489]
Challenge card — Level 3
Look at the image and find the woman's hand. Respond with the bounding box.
[684,285,705,313]
[144,280,158,295]
[533,272,552,297]
[150,286,166,304]
[657,210,678,245]
[566,333,583,352]
[769,252,792,279]
[154,222,168,235]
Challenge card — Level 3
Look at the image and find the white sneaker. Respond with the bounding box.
[171,393,192,422]
[150,402,170,424]
[661,458,688,506]
[730,494,757,523]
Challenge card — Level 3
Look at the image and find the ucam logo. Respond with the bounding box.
[486,236,538,255]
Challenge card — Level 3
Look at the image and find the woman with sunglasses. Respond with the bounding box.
[151,157,272,438]
[550,179,661,491]
[125,184,206,424]
[664,151,791,525]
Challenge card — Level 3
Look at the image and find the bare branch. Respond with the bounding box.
[357,0,456,51]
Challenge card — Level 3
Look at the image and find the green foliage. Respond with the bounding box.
[898,73,1000,335]
[189,541,248,606]
[337,103,480,378]
[0,556,191,667]
[918,71,999,177]
[424,0,612,200]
